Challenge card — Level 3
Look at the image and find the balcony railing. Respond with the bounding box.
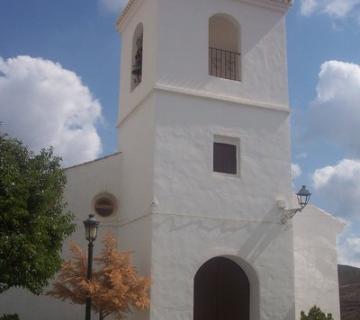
[209,47,241,81]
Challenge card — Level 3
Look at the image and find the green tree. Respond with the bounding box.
[0,132,75,294]
[301,306,334,320]
[0,315,20,320]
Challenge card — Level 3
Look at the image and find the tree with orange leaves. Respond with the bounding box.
[48,233,150,320]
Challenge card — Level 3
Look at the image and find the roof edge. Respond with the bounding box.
[65,152,121,171]
[116,0,137,31]
[307,203,346,233]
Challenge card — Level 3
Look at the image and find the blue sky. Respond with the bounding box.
[1,0,360,265]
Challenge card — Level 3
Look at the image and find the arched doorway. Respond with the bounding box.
[194,257,250,320]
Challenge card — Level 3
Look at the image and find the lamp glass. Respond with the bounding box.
[296,185,311,208]
[83,214,99,242]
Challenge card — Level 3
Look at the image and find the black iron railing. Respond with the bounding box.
[209,47,241,81]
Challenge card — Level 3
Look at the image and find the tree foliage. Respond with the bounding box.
[0,315,20,320]
[48,233,150,320]
[0,132,75,294]
[301,306,334,320]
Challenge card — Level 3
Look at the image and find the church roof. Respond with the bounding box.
[338,265,360,320]
[117,0,136,24]
[116,0,293,29]
[65,152,121,170]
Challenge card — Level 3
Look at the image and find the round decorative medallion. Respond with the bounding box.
[93,193,117,217]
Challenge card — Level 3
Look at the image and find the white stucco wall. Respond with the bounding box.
[117,93,155,224]
[150,214,295,320]
[156,0,289,108]
[118,0,159,123]
[293,204,344,320]
[65,153,122,232]
[148,85,294,319]
[116,93,156,320]
[118,0,290,123]
[153,91,292,221]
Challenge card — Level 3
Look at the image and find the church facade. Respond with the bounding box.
[0,0,344,319]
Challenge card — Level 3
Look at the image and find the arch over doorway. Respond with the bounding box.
[194,256,250,320]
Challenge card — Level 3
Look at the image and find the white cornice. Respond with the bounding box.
[116,0,292,30]
[154,83,290,113]
[240,0,292,12]
[118,84,289,127]
[116,0,142,32]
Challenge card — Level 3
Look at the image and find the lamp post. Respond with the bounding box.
[83,214,99,320]
[280,185,312,224]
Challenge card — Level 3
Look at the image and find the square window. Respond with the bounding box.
[213,142,237,174]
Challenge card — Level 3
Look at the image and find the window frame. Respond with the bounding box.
[213,135,240,176]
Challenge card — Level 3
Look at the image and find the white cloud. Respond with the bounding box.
[308,59,360,264]
[99,0,128,14]
[313,159,360,218]
[301,0,319,16]
[338,228,360,267]
[300,0,360,19]
[307,61,360,156]
[341,237,360,266]
[313,158,360,266]
[291,163,302,180]
[0,56,102,167]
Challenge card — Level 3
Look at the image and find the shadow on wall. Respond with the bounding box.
[238,204,291,264]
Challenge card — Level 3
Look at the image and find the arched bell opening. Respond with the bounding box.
[131,23,144,91]
[209,14,241,81]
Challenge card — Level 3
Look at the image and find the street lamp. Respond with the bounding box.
[279,185,312,224]
[83,214,99,320]
[296,185,311,208]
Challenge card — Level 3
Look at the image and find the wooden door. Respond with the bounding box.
[194,257,250,320]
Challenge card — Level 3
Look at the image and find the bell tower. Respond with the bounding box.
[116,0,295,319]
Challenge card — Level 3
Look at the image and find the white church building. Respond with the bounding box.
[0,0,344,319]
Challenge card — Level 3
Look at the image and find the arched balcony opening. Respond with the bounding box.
[194,257,250,320]
[209,14,241,81]
[131,23,143,91]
